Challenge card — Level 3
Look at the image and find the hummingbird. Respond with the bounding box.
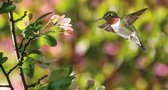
[96,8,148,50]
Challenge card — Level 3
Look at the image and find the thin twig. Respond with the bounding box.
[14,11,27,23]
[19,67,27,89]
[8,7,28,90]
[28,75,48,88]
[8,12,20,59]
[19,39,33,90]
[0,64,14,90]
[7,61,22,75]
[17,38,34,89]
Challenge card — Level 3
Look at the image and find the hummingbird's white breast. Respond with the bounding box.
[110,19,120,32]
[110,19,130,39]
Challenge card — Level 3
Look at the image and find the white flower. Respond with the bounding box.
[59,18,72,29]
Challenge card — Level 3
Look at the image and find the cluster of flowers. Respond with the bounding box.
[49,14,73,36]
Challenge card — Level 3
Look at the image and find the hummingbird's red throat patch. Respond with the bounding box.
[110,18,119,24]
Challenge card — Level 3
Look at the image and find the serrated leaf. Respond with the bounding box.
[22,57,35,78]
[0,2,16,14]
[47,76,75,90]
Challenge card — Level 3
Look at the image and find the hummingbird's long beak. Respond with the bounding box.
[94,18,104,22]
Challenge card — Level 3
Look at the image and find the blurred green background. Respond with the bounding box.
[0,0,168,90]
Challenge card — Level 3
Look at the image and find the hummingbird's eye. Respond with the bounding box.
[109,14,113,17]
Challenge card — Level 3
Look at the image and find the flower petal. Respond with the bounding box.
[59,18,71,25]
[63,26,73,36]
[50,14,60,23]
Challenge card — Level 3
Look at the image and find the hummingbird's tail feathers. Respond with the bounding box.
[138,41,146,50]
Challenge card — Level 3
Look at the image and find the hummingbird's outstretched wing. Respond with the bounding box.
[98,22,108,28]
[124,8,148,26]
[98,23,114,32]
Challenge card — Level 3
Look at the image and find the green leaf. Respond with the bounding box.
[48,65,73,83]
[48,69,68,83]
[0,52,3,58]
[22,57,35,78]
[29,39,42,50]
[43,35,57,46]
[0,57,7,64]
[22,22,43,39]
[29,50,41,55]
[66,65,73,76]
[0,52,8,64]
[36,36,44,47]
[28,53,41,61]
[47,76,75,90]
[0,2,16,14]
[37,35,57,47]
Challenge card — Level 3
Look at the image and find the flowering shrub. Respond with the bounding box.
[0,1,76,90]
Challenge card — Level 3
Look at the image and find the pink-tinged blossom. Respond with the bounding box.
[154,63,168,77]
[63,26,73,36]
[50,14,73,36]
